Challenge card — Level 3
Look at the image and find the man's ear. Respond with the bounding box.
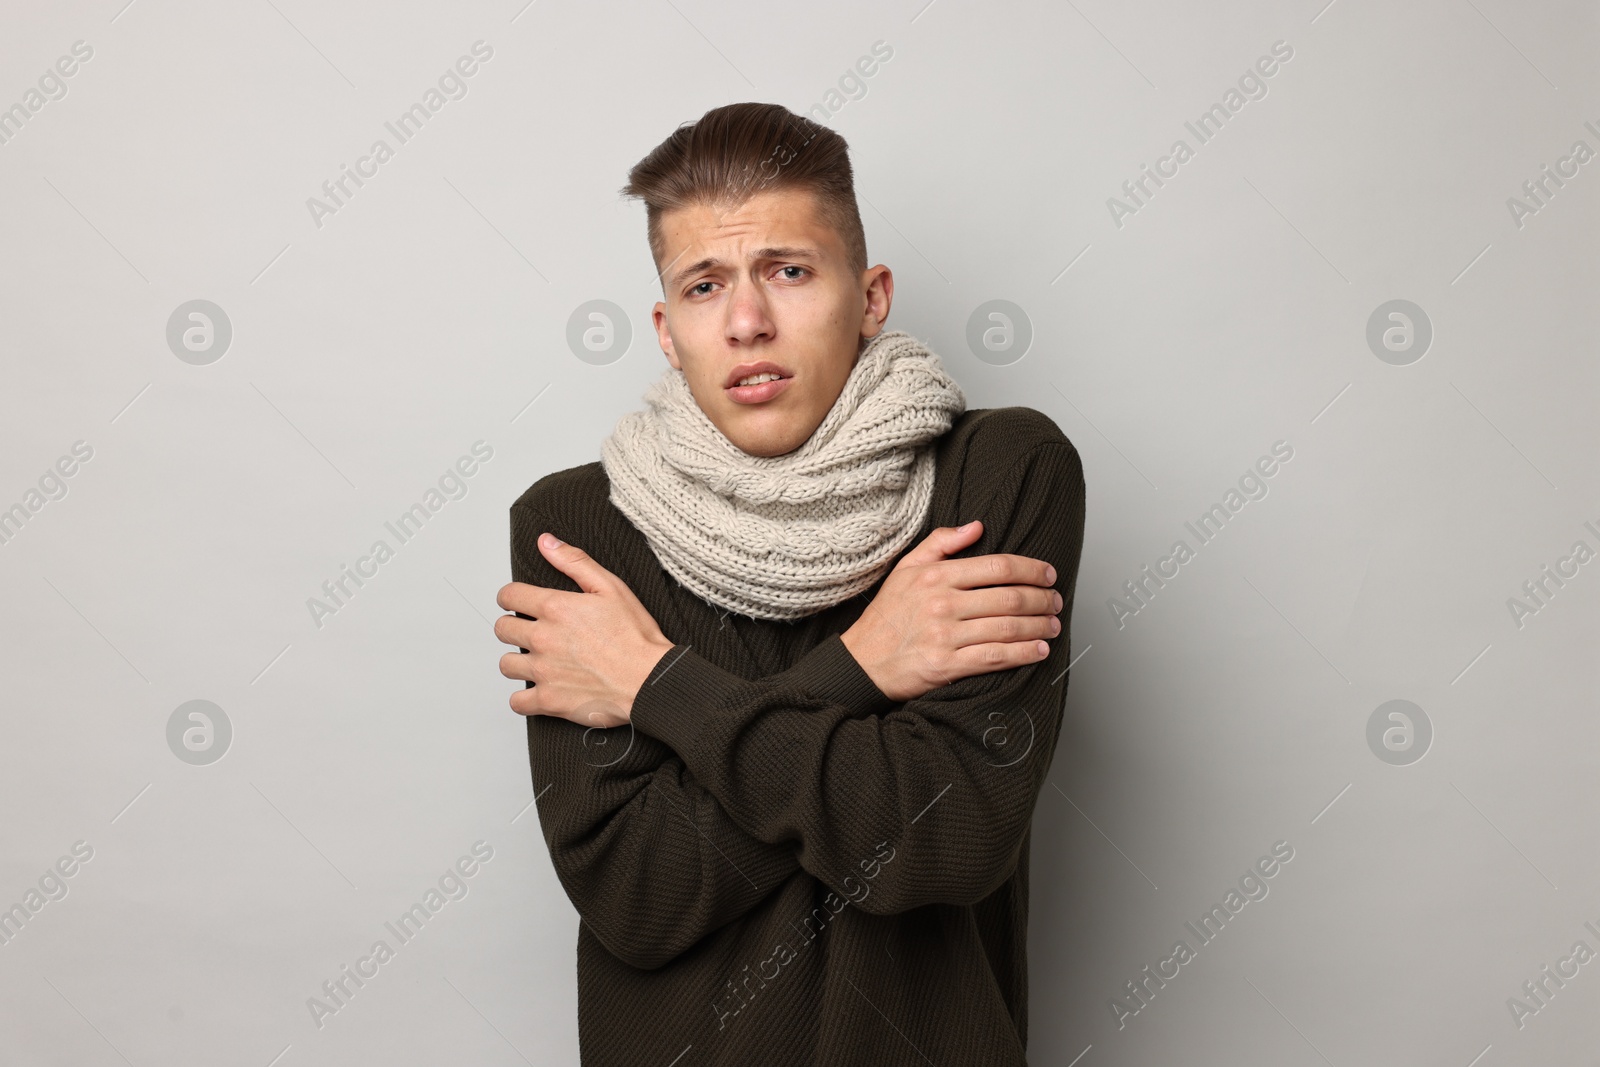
[652,301,681,370]
[858,264,894,339]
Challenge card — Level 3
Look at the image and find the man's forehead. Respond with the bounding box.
[658,190,834,273]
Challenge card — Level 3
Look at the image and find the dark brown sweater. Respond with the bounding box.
[510,405,1085,1066]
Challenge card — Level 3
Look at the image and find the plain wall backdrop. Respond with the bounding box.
[1,0,1596,1063]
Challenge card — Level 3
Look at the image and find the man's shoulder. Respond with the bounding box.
[930,406,1084,535]
[935,407,1085,568]
[940,405,1079,471]
[510,461,609,523]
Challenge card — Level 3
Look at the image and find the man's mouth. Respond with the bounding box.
[723,361,794,405]
[732,372,786,387]
[726,374,793,405]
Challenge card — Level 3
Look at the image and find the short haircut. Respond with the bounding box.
[620,102,868,287]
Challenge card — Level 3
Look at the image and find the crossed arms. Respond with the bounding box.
[500,440,1084,970]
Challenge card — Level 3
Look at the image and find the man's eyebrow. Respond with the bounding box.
[666,246,822,288]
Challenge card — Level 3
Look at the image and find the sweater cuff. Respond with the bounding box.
[629,645,725,757]
[629,634,895,754]
[777,632,896,716]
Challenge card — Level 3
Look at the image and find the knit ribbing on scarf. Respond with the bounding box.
[599,330,967,621]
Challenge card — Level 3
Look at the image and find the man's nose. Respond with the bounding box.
[724,278,775,345]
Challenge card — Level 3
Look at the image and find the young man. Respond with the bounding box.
[494,103,1085,1065]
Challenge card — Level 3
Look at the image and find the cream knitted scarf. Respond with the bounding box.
[600,329,967,622]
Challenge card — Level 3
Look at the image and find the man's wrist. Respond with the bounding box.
[839,624,895,702]
[623,637,677,720]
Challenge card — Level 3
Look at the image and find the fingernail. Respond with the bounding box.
[543,533,562,548]
[1045,565,1056,584]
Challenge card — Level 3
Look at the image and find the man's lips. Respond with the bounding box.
[722,360,794,389]
[726,376,793,405]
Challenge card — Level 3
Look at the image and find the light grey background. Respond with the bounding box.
[1,0,1595,1063]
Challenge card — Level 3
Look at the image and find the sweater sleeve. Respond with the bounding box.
[512,502,803,970]
[628,441,1086,916]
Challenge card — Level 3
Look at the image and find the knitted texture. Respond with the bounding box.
[510,405,1087,1065]
[599,330,967,621]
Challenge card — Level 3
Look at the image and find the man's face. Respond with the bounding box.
[650,186,893,458]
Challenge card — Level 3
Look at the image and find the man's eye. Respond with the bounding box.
[779,266,807,280]
[690,282,714,296]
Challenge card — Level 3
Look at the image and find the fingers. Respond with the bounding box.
[950,637,1054,677]
[538,532,614,594]
[499,649,537,682]
[952,584,1062,621]
[954,611,1061,649]
[496,580,552,615]
[940,552,1055,591]
[508,684,539,717]
[492,611,536,648]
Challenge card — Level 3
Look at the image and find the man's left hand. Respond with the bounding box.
[495,532,675,728]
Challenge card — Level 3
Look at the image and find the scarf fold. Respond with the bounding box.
[600,329,967,621]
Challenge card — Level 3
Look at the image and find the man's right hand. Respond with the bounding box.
[839,520,1063,703]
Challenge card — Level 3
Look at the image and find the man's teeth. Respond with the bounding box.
[735,373,784,387]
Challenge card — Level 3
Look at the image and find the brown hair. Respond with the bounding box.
[620,102,868,287]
